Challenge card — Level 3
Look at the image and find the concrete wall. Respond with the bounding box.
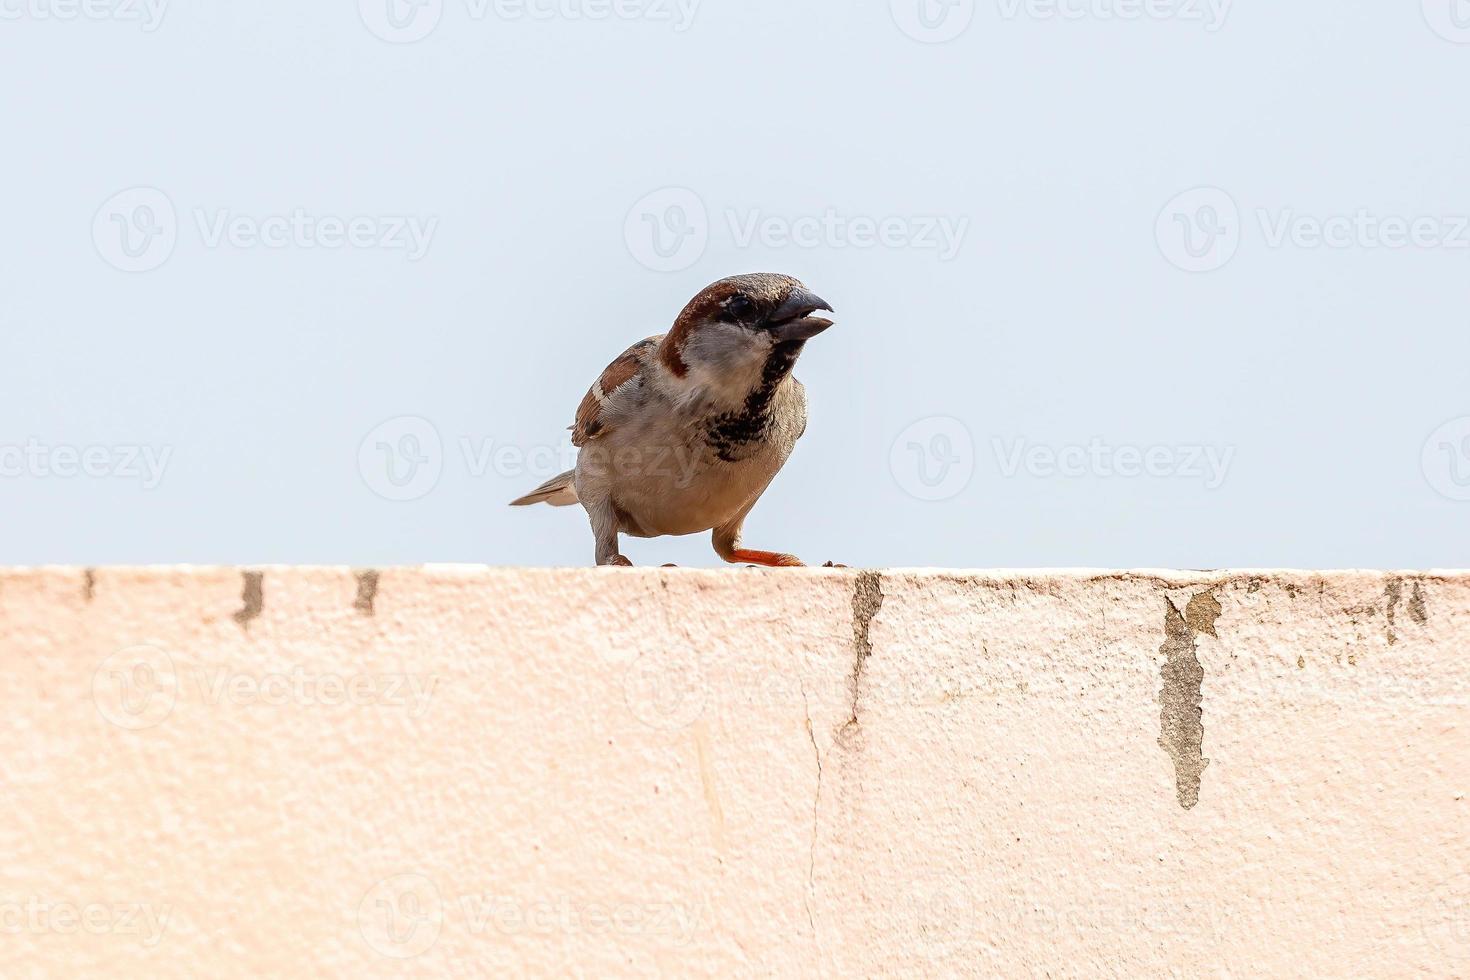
[1,567,1466,977]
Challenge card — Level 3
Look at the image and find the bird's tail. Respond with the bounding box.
[509,469,579,507]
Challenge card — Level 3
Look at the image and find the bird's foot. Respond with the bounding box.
[726,549,804,568]
[601,555,634,567]
[821,561,849,568]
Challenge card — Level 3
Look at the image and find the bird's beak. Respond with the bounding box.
[768,287,835,343]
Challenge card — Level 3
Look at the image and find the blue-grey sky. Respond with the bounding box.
[2,0,1468,568]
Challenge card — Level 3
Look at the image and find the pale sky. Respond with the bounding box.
[2,1,1467,567]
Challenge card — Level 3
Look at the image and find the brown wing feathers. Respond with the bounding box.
[570,337,659,447]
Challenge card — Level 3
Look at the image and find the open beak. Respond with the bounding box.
[768,287,835,343]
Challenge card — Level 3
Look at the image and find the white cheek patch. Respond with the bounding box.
[683,324,773,405]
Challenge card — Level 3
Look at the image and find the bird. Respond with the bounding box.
[511,273,835,567]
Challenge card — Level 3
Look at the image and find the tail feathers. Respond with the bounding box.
[510,469,579,507]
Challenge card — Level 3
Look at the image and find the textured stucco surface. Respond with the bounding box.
[1,567,1467,977]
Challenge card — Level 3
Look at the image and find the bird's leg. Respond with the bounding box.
[712,518,804,568]
[586,497,632,567]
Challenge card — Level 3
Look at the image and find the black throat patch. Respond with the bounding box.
[704,341,803,463]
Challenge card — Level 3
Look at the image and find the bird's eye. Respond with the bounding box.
[725,295,755,320]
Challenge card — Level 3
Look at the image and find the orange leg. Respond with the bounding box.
[725,549,805,568]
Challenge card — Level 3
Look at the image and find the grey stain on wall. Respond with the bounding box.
[1159,592,1217,810]
[1385,578,1429,645]
[354,570,380,616]
[848,571,884,725]
[233,571,264,628]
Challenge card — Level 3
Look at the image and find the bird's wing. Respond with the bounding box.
[570,336,662,448]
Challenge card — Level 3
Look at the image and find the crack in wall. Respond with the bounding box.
[799,684,821,937]
[233,571,264,628]
[83,569,96,602]
[1158,592,1215,810]
[848,571,884,725]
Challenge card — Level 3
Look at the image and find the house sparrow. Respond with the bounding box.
[511,273,835,567]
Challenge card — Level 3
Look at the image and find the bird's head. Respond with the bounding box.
[659,273,834,398]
